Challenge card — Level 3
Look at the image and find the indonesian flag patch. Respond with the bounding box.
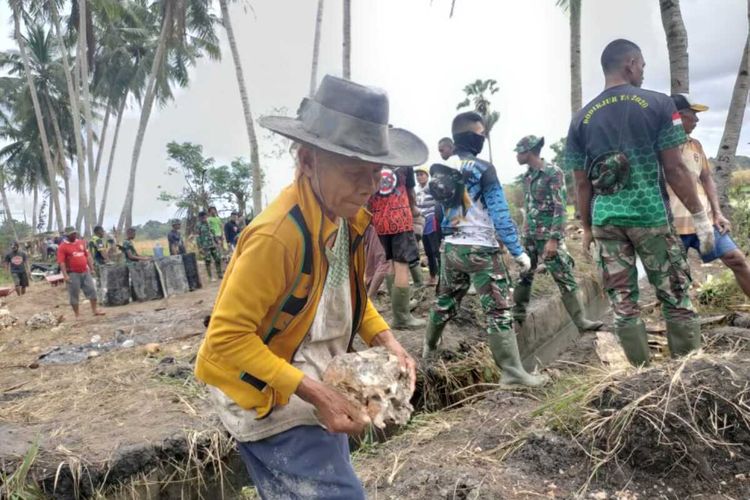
[672,111,682,127]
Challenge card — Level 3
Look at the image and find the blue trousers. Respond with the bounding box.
[237,425,366,500]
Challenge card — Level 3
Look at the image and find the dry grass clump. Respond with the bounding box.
[416,343,501,411]
[535,353,750,489]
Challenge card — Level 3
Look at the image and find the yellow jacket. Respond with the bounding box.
[195,175,389,419]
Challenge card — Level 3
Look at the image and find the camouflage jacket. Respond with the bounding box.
[196,221,216,250]
[121,239,138,261]
[522,162,567,240]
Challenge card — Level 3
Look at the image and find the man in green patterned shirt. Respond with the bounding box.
[197,210,223,281]
[565,39,713,366]
[513,135,602,332]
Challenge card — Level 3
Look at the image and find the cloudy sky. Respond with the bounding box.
[4,0,750,227]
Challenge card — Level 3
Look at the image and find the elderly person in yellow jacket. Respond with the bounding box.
[195,75,425,499]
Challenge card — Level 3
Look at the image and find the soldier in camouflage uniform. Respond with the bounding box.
[565,40,714,366]
[513,135,602,332]
[423,111,546,387]
[122,228,151,263]
[197,211,223,281]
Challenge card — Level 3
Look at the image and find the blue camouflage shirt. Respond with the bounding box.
[440,150,523,257]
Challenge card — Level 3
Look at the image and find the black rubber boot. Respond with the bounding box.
[615,322,651,367]
[561,291,603,332]
[512,282,532,325]
[666,319,701,358]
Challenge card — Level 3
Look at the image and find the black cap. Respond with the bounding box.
[671,94,709,112]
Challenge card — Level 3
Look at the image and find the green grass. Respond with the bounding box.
[0,438,44,499]
[696,269,746,311]
[0,268,12,286]
[531,369,603,437]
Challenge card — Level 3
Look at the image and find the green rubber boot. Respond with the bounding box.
[666,320,701,358]
[615,322,651,367]
[422,318,447,359]
[561,291,603,332]
[385,274,395,297]
[512,283,532,325]
[410,265,424,287]
[391,287,426,330]
[488,329,548,387]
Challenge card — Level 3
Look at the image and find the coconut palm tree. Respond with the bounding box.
[9,1,64,230]
[714,0,750,216]
[310,0,324,95]
[659,0,689,94]
[219,0,263,216]
[342,0,351,79]
[118,0,220,232]
[91,0,152,225]
[457,78,500,163]
[557,0,582,113]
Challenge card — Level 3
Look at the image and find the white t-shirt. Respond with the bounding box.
[442,157,499,248]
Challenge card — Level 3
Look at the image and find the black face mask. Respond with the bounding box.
[453,131,485,156]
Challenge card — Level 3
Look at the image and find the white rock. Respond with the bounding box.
[323,347,414,429]
[121,339,135,348]
[91,335,102,343]
[0,308,18,329]
[26,312,60,330]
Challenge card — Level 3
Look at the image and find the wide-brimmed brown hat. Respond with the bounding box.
[259,75,428,167]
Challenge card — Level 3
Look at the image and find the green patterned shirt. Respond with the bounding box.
[197,221,216,250]
[522,161,567,240]
[122,239,138,261]
[565,84,688,228]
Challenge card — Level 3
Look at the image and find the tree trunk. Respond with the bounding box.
[63,165,71,227]
[47,95,83,231]
[50,2,87,230]
[569,0,582,113]
[659,0,689,94]
[118,2,173,233]
[0,180,18,241]
[342,0,351,79]
[12,6,64,231]
[714,22,750,216]
[99,94,127,226]
[310,0,324,95]
[79,0,98,231]
[47,191,53,232]
[219,0,264,216]
[93,100,111,194]
[32,184,38,233]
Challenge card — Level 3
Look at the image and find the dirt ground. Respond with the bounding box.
[355,248,750,500]
[1,229,748,499]
[0,270,236,497]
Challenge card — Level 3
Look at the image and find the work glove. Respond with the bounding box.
[514,252,532,273]
[691,210,715,256]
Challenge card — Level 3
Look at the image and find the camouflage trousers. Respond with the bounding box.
[199,246,221,265]
[430,243,513,334]
[593,224,695,328]
[518,238,578,294]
